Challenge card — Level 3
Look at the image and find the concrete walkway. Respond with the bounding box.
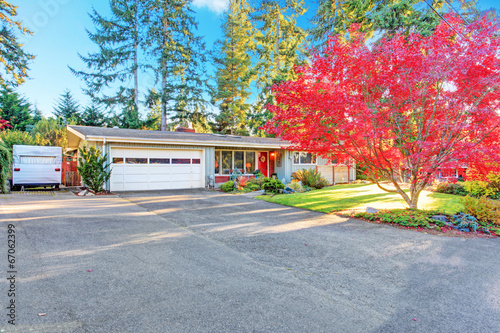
[0,189,499,332]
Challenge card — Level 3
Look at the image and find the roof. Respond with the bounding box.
[67,125,289,149]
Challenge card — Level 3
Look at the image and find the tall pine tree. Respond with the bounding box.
[211,0,255,135]
[142,0,208,131]
[310,0,481,46]
[53,90,81,123]
[71,0,143,127]
[0,87,32,130]
[81,104,107,127]
[251,0,308,135]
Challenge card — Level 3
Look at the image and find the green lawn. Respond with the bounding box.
[256,183,464,215]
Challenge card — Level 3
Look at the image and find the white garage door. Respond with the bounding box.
[110,148,204,191]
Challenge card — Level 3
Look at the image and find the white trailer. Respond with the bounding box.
[11,145,62,190]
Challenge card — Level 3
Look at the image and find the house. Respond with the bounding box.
[66,125,356,192]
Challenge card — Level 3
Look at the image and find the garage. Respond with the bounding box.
[110,148,204,191]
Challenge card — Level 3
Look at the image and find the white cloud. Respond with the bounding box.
[191,0,229,14]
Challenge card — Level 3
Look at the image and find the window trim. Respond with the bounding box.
[292,152,317,165]
[215,150,258,175]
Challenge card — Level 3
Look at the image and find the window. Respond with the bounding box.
[221,151,232,174]
[172,158,191,164]
[215,150,220,174]
[112,157,124,164]
[293,152,316,165]
[126,158,147,164]
[20,156,57,164]
[234,151,244,172]
[150,158,170,164]
[245,152,255,173]
[215,150,258,175]
[192,159,201,164]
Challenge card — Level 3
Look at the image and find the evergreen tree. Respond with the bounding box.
[211,0,255,135]
[0,1,34,87]
[71,0,142,112]
[53,90,81,122]
[81,104,107,127]
[0,87,33,131]
[251,0,308,135]
[142,0,208,131]
[309,0,480,46]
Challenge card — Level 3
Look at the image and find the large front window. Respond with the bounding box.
[293,152,316,165]
[215,150,257,175]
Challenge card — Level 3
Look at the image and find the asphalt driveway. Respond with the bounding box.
[1,189,499,332]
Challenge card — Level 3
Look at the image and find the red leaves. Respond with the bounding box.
[266,14,500,187]
[0,118,12,130]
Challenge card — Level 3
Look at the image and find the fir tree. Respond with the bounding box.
[0,87,33,131]
[81,104,107,127]
[0,1,34,87]
[70,0,143,121]
[53,90,81,122]
[309,0,481,46]
[142,0,208,131]
[211,0,255,135]
[251,0,308,136]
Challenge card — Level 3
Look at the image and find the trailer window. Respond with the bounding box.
[20,156,57,164]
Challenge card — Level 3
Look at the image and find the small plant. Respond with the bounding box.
[244,183,260,192]
[291,169,329,189]
[434,182,467,196]
[262,177,285,194]
[355,209,433,228]
[77,145,111,193]
[461,195,500,226]
[220,181,235,192]
[287,181,304,193]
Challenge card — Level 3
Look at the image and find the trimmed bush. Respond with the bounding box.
[262,177,285,194]
[463,180,496,198]
[220,181,235,192]
[291,169,329,189]
[434,182,467,196]
[244,183,260,192]
[461,195,500,226]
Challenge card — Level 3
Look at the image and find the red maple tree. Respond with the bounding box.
[266,15,500,209]
[0,118,12,130]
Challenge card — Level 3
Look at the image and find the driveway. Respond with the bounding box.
[1,189,499,332]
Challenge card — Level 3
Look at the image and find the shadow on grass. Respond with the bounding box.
[259,189,406,213]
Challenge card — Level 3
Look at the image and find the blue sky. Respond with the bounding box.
[15,0,500,117]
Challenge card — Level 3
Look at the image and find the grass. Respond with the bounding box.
[256,183,464,214]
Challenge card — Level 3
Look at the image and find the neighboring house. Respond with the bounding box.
[67,125,356,192]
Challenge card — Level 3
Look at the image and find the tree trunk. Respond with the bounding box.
[133,0,139,112]
[160,13,168,132]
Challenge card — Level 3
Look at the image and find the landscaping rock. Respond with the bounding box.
[77,189,88,196]
[431,215,447,222]
[86,192,95,196]
[366,207,379,214]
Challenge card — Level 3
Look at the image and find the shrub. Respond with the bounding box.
[244,183,260,192]
[434,182,467,196]
[461,196,500,226]
[262,177,285,194]
[0,129,37,152]
[0,142,11,193]
[248,177,264,187]
[220,181,235,192]
[77,145,111,193]
[463,180,495,198]
[291,169,329,189]
[287,181,304,193]
[355,209,433,228]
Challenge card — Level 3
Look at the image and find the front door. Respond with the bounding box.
[258,152,268,177]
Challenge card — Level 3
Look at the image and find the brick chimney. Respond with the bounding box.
[175,127,195,133]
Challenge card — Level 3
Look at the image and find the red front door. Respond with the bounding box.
[258,152,268,177]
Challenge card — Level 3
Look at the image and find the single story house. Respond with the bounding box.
[67,125,356,192]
